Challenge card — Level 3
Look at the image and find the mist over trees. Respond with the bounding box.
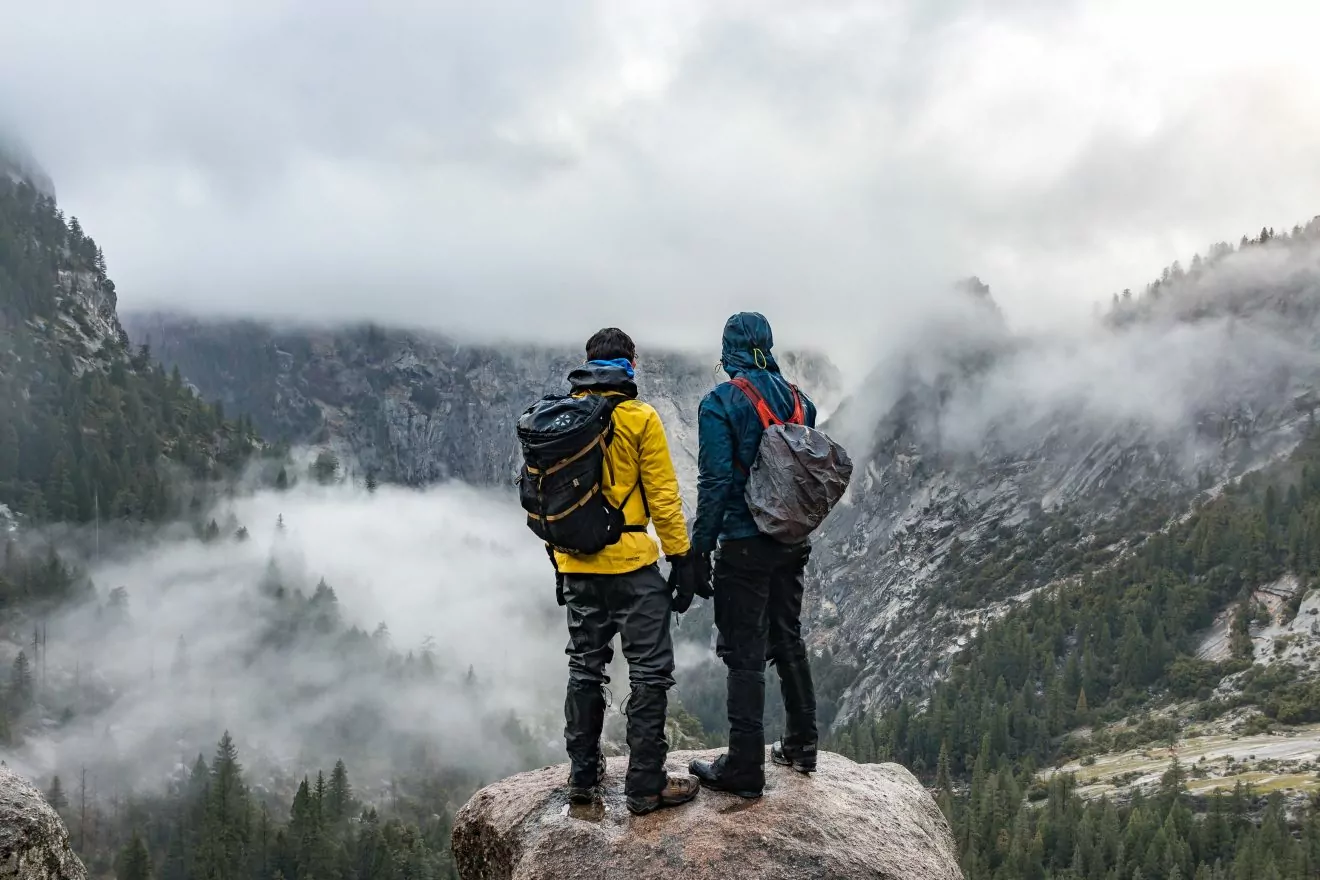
[0,486,557,880]
[58,730,462,880]
[12,124,1320,879]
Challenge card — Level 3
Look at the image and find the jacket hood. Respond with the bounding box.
[567,361,639,397]
[721,312,779,377]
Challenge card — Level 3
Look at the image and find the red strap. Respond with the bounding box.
[730,377,804,428]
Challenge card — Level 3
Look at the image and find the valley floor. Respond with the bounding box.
[1047,719,1320,801]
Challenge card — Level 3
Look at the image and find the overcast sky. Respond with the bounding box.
[4,0,1320,366]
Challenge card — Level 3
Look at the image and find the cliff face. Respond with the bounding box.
[120,314,843,493]
[1,172,253,527]
[809,231,1320,719]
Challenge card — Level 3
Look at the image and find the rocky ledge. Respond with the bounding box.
[451,748,961,880]
[0,764,87,880]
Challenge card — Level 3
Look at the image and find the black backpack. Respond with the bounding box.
[516,393,645,555]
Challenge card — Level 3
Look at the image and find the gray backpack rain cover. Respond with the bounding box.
[731,378,854,543]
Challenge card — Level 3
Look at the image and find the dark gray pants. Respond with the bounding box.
[562,563,674,797]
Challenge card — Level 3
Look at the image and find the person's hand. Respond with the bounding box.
[668,551,713,611]
[691,551,713,599]
[667,553,697,612]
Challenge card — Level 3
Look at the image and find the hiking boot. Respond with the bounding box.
[773,654,818,767]
[771,741,817,774]
[626,774,699,815]
[621,684,671,799]
[689,754,763,799]
[567,748,607,805]
[565,680,607,802]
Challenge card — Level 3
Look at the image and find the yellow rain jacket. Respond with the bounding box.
[552,379,690,575]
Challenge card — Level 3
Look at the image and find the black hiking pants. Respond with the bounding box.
[562,563,674,798]
[713,535,816,777]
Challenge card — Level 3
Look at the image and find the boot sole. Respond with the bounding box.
[695,778,762,799]
[626,792,699,816]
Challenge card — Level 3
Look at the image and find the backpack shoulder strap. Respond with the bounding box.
[729,376,778,429]
[787,384,805,425]
[604,393,649,532]
[731,377,805,427]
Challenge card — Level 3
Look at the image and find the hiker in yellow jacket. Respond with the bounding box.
[555,327,704,815]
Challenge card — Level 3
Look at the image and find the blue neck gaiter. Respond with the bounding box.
[588,358,635,379]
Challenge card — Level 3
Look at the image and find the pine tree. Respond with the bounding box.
[253,805,274,880]
[46,775,68,811]
[1230,602,1255,660]
[9,650,34,711]
[934,741,955,823]
[311,450,339,485]
[0,422,18,484]
[159,819,188,880]
[204,731,251,880]
[117,830,153,880]
[310,580,341,635]
[288,776,337,880]
[328,760,352,824]
[935,741,953,795]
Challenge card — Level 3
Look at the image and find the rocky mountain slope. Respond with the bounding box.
[810,222,1320,721]
[0,160,256,525]
[120,314,843,494]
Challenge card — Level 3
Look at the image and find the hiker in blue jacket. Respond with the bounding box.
[687,312,820,798]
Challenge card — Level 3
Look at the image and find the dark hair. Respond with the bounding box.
[585,327,636,362]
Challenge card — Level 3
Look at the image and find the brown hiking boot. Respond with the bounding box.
[626,774,700,815]
[567,748,607,805]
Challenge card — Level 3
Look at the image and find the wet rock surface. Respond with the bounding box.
[451,748,961,880]
[0,764,87,880]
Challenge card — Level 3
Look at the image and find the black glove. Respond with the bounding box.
[668,551,713,612]
[667,553,696,613]
[692,551,713,599]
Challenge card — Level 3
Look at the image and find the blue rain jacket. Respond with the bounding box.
[691,312,817,553]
